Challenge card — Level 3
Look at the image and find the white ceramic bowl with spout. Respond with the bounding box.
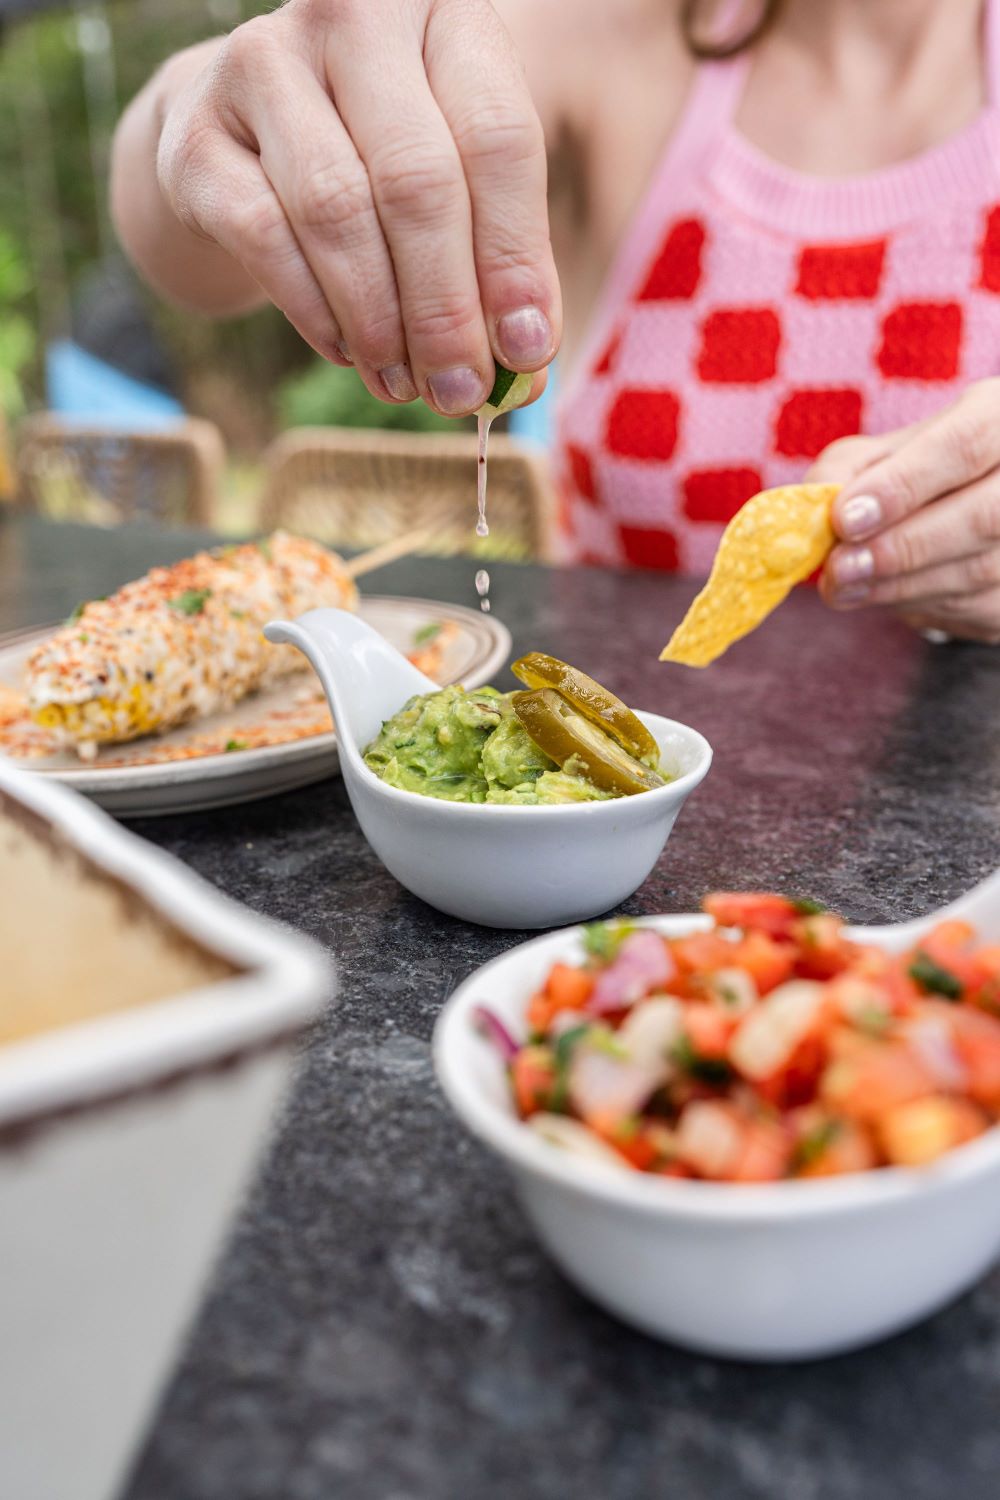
[264,610,712,929]
[435,874,1000,1360]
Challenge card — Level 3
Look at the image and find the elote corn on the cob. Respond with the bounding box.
[26,531,357,759]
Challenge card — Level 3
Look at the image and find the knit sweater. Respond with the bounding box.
[557,0,1000,574]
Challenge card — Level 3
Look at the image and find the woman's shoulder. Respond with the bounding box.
[497,0,691,136]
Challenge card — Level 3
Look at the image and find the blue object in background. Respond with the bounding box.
[507,361,556,448]
[46,340,185,428]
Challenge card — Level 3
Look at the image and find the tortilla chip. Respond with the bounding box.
[660,484,840,667]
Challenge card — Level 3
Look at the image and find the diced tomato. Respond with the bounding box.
[732,930,796,995]
[911,921,983,994]
[703,892,798,939]
[671,932,737,975]
[972,945,1000,980]
[879,1095,987,1167]
[511,1046,556,1118]
[794,1118,879,1178]
[527,962,595,1032]
[821,1040,937,1123]
[603,1119,673,1171]
[655,1161,696,1179]
[548,962,595,1009]
[730,1118,793,1181]
[755,1032,828,1110]
[942,1005,1000,1108]
[683,1004,734,1059]
[926,920,975,948]
[792,914,855,980]
[874,963,919,1016]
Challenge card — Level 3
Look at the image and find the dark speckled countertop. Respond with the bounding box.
[5,515,1000,1500]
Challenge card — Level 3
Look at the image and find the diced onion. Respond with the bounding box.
[729,981,826,1081]
[527,1113,628,1167]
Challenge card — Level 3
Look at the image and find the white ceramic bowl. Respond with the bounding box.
[265,611,713,928]
[0,761,333,1500]
[434,914,1000,1360]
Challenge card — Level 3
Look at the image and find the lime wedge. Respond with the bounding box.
[478,365,533,419]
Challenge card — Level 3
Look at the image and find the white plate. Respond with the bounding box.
[0,598,511,817]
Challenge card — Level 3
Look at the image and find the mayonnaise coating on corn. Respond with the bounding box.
[26,531,356,759]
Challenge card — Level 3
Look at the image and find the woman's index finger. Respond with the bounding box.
[833,385,1000,542]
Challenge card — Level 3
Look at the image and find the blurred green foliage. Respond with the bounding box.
[278,359,461,435]
[0,232,37,417]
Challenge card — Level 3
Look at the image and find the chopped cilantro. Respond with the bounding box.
[230,608,247,620]
[549,1023,591,1112]
[257,538,272,561]
[413,621,443,646]
[855,1005,890,1036]
[67,595,106,624]
[487,364,518,409]
[671,1035,733,1086]
[909,952,963,1000]
[78,633,89,644]
[582,919,636,962]
[168,588,212,616]
[792,1118,841,1172]
[554,1023,591,1071]
[792,897,826,916]
[225,739,248,753]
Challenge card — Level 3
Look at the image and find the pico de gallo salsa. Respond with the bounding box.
[476,893,1000,1182]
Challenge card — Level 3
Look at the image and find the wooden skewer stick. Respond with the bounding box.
[345,527,434,580]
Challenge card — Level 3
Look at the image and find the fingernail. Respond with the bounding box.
[838,493,882,540]
[334,338,352,365]
[426,366,487,415]
[496,306,553,366]
[379,363,417,402]
[832,545,875,587]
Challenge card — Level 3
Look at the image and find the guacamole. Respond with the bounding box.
[363,685,618,805]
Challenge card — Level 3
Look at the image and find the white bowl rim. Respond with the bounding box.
[433,913,1000,1223]
[0,760,333,1128]
[351,708,713,817]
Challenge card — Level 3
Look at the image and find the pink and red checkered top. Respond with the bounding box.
[556,0,1000,574]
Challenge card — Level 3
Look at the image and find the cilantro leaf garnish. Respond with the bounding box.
[168,588,212,616]
[224,739,248,753]
[549,1023,590,1112]
[670,1035,733,1086]
[413,622,443,646]
[909,952,963,1000]
[67,595,106,624]
[582,919,636,962]
[792,1119,841,1172]
[792,897,826,916]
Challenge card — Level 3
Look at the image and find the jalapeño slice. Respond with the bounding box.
[510,652,659,765]
[512,689,666,797]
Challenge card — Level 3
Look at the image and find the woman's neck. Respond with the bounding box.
[735,0,987,175]
[779,0,984,95]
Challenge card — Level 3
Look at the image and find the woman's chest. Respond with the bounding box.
[558,203,1000,573]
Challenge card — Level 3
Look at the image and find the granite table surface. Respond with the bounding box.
[5,513,1000,1500]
